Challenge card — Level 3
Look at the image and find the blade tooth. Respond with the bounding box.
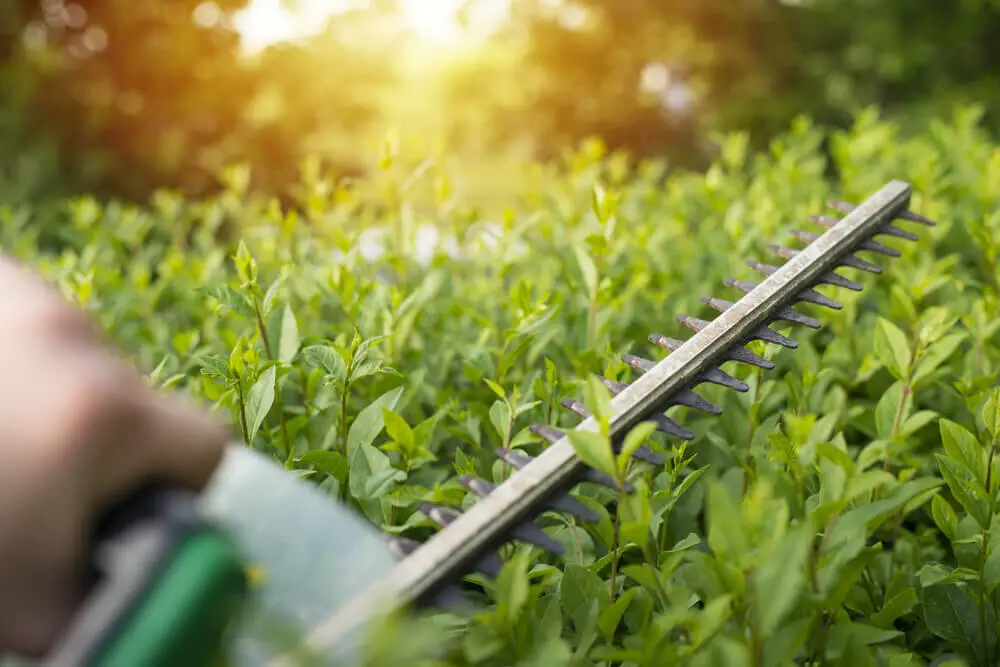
[459,475,496,498]
[817,270,863,292]
[669,388,723,415]
[701,367,750,392]
[626,351,747,393]
[879,224,919,241]
[723,277,757,294]
[420,502,461,528]
[746,260,779,278]
[765,244,799,261]
[789,230,821,245]
[622,353,656,373]
[774,305,822,329]
[383,535,421,560]
[495,446,533,469]
[596,375,629,396]
[623,445,665,465]
[808,214,837,229]
[839,253,882,274]
[510,521,565,556]
[472,553,506,579]
[650,413,696,440]
[583,466,629,490]
[675,314,712,333]
[828,199,936,226]
[700,295,735,312]
[561,397,589,419]
[725,345,776,370]
[530,423,564,444]
[749,325,799,348]
[857,237,902,258]
[648,333,685,351]
[546,493,601,523]
[795,287,843,310]
[701,292,799,345]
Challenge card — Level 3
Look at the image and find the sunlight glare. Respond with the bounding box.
[232,0,509,53]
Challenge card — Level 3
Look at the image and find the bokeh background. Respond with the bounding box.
[3,0,999,208]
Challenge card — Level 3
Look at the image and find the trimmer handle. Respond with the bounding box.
[46,486,248,667]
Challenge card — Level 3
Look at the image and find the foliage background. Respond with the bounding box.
[3,0,1000,206]
[3,1,1000,666]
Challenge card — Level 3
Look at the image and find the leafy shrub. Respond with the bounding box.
[4,106,1000,666]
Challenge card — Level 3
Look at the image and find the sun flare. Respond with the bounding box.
[231,0,501,53]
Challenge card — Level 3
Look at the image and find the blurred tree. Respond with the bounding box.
[0,0,400,203]
[464,0,1000,168]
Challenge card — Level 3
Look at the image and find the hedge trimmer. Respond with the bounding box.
[42,180,934,667]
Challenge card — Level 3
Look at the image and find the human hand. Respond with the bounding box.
[0,253,231,658]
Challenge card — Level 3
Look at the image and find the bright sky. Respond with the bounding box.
[231,0,509,54]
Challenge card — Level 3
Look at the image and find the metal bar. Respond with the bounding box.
[269,179,913,664]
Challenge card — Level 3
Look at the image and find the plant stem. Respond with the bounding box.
[609,485,624,604]
[235,381,250,445]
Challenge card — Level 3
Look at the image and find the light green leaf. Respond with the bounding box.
[874,317,912,380]
[277,305,300,363]
[560,564,608,633]
[753,521,813,635]
[346,386,405,457]
[244,366,276,443]
[303,345,347,384]
[566,429,616,479]
[617,421,657,472]
[583,375,613,425]
[382,408,414,450]
[598,587,636,640]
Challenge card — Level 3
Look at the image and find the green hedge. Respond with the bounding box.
[5,106,1000,666]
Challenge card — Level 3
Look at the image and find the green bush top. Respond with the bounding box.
[4,107,1000,666]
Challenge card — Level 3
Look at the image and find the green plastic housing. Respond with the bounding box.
[92,528,248,667]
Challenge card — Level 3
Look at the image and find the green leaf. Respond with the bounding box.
[303,345,347,384]
[382,408,414,450]
[200,284,254,318]
[346,386,405,457]
[277,305,300,363]
[874,317,912,380]
[940,418,987,484]
[920,582,997,666]
[298,450,348,484]
[617,421,657,472]
[598,587,636,640]
[875,381,910,440]
[573,244,599,300]
[931,494,960,540]
[753,520,813,636]
[583,375,613,425]
[706,480,748,559]
[936,454,991,529]
[483,378,506,399]
[244,366,276,443]
[566,429,616,479]
[871,587,918,629]
[983,546,1000,595]
[560,564,608,633]
[488,399,512,442]
[495,550,532,623]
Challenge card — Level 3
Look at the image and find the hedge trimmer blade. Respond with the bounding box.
[268,179,935,665]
